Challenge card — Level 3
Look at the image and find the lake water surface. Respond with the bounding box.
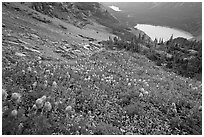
[134,24,194,41]
[109,6,122,11]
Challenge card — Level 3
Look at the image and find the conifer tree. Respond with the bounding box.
[169,34,173,42]
[138,33,141,40]
[154,38,158,44]
[113,37,118,44]
[141,34,145,40]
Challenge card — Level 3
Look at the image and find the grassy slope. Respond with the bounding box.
[2,49,202,135]
[2,2,202,135]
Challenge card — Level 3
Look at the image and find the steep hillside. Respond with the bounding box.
[2,2,118,63]
[2,2,202,135]
[25,2,148,42]
[27,2,118,28]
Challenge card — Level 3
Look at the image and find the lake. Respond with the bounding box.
[109,6,122,11]
[134,24,194,41]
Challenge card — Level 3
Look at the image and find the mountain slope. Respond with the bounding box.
[102,2,202,38]
[2,2,202,135]
[2,2,118,63]
[28,2,119,28]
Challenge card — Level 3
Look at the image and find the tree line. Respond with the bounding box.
[103,34,202,80]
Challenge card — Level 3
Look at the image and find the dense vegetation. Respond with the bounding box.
[2,50,202,135]
[103,34,202,81]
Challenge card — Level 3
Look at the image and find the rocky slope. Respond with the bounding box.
[28,2,119,28]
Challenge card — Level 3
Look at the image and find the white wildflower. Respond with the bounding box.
[173,108,177,113]
[45,69,50,74]
[67,72,70,79]
[143,90,149,95]
[22,70,25,74]
[65,106,72,113]
[2,89,8,101]
[198,106,202,111]
[32,81,37,88]
[27,66,32,72]
[172,103,177,113]
[172,103,176,109]
[11,92,21,103]
[32,104,38,110]
[33,70,37,75]
[44,80,48,88]
[41,96,47,103]
[139,93,143,97]
[11,109,18,117]
[140,88,145,92]
[44,75,48,79]
[18,123,24,130]
[88,111,92,115]
[44,101,52,112]
[52,81,57,88]
[35,98,44,109]
[2,106,9,114]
